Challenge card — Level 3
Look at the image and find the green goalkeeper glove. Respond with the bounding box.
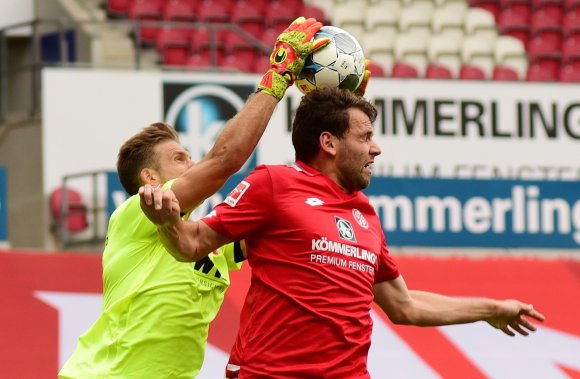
[258,17,330,101]
[353,59,372,98]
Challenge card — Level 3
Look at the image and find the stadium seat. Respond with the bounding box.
[565,0,580,11]
[435,0,470,14]
[107,0,133,17]
[264,1,301,32]
[367,61,386,77]
[527,34,562,65]
[562,36,580,67]
[530,8,563,48]
[401,0,435,13]
[563,10,580,39]
[231,2,265,38]
[497,8,530,47]
[432,6,467,42]
[224,31,261,63]
[527,61,560,81]
[300,4,330,26]
[253,54,270,74]
[394,32,429,76]
[500,0,532,16]
[468,0,500,21]
[156,27,192,66]
[493,65,520,80]
[190,27,226,64]
[559,64,580,81]
[391,62,420,78]
[398,4,433,39]
[163,0,196,23]
[185,53,215,70]
[332,2,367,43]
[128,0,164,44]
[464,7,498,42]
[494,35,528,79]
[459,64,487,79]
[461,35,495,78]
[363,31,396,76]
[428,35,462,77]
[365,2,400,40]
[426,64,453,78]
[50,187,88,234]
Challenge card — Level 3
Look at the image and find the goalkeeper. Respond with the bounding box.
[58,17,329,379]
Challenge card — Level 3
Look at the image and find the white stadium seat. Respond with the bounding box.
[395,32,429,76]
[365,2,400,40]
[398,4,433,39]
[428,35,462,77]
[364,31,396,76]
[432,6,467,42]
[494,35,529,80]
[464,7,498,43]
[461,35,496,79]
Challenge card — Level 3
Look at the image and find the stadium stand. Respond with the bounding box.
[92,0,580,82]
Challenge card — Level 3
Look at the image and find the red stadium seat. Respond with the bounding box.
[107,0,133,17]
[300,4,331,26]
[562,36,580,64]
[493,65,520,80]
[156,27,192,66]
[231,2,265,38]
[563,10,580,38]
[190,27,226,63]
[128,0,164,44]
[368,61,386,77]
[527,61,560,81]
[391,63,419,78]
[460,65,487,80]
[527,34,562,64]
[163,0,196,23]
[559,64,580,81]
[224,31,261,63]
[498,9,531,47]
[265,2,301,32]
[253,54,270,74]
[50,188,88,233]
[425,64,453,79]
[565,0,580,11]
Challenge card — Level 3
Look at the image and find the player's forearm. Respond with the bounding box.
[404,290,500,326]
[201,92,278,175]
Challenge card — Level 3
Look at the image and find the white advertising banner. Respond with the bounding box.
[42,68,580,208]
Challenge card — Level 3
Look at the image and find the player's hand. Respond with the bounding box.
[258,17,330,101]
[139,184,182,228]
[485,300,545,337]
[353,59,372,97]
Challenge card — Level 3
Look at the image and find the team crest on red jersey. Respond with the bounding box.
[335,217,357,242]
[352,208,368,229]
[225,181,250,207]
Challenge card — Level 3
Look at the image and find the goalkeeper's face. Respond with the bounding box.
[152,140,194,183]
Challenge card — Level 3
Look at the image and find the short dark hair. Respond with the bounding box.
[292,88,377,162]
[117,122,180,195]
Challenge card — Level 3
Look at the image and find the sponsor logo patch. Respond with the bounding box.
[225,181,250,207]
[335,217,356,242]
[305,197,324,206]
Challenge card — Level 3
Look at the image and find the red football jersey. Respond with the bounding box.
[203,162,400,378]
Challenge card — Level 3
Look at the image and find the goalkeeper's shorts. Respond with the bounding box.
[224,363,240,379]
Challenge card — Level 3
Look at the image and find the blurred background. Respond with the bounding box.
[0,0,579,377]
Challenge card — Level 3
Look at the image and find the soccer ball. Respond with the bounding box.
[295,26,366,95]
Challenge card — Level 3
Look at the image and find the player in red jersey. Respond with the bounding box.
[139,88,545,378]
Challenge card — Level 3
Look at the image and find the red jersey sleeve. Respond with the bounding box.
[374,232,400,283]
[202,165,273,241]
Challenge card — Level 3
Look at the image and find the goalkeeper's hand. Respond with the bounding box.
[258,17,330,101]
[353,59,372,97]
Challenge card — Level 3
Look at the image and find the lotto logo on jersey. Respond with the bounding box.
[335,217,357,242]
[225,181,250,207]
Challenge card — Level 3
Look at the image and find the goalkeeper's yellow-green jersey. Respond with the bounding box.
[59,180,243,379]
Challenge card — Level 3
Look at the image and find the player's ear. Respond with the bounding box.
[140,167,160,186]
[319,132,337,156]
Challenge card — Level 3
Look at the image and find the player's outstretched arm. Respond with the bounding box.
[139,184,230,261]
[171,17,329,213]
[373,276,545,336]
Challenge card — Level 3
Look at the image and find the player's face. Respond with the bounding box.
[335,108,381,192]
[154,140,194,182]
